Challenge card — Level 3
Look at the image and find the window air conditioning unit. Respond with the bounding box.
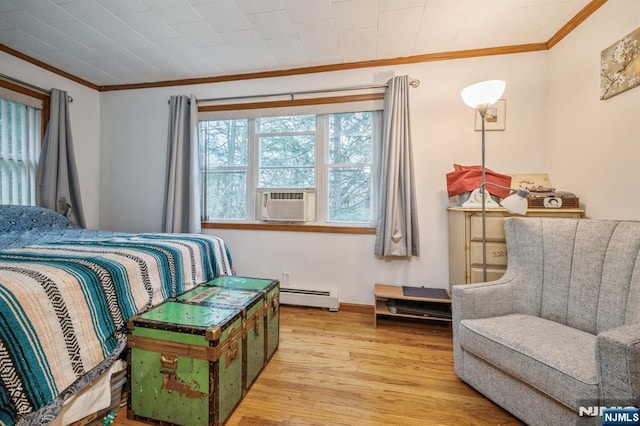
[256,189,316,222]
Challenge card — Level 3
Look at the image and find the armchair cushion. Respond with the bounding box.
[459,313,598,409]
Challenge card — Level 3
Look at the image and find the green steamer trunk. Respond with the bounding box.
[127,301,243,426]
[177,286,266,393]
[205,276,280,361]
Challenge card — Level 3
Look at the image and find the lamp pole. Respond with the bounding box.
[460,80,506,283]
[478,105,489,282]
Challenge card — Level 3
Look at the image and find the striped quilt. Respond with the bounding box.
[0,231,233,425]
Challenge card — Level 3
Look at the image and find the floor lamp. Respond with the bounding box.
[460,80,528,282]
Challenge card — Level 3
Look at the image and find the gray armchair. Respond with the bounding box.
[453,218,640,425]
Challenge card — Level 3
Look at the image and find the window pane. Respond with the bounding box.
[199,119,249,220]
[259,166,314,188]
[328,166,371,223]
[329,112,373,164]
[259,135,314,166]
[202,170,246,220]
[259,134,315,188]
[258,115,315,133]
[199,120,248,168]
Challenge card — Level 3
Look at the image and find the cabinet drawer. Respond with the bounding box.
[470,241,508,266]
[448,207,584,288]
[470,266,506,283]
[470,215,506,242]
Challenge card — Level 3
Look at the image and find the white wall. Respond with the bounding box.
[547,0,640,220]
[0,52,101,228]
[100,88,170,232]
[99,52,550,305]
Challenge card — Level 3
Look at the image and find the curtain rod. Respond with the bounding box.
[197,78,420,104]
[0,72,73,102]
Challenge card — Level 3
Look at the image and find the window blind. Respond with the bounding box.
[0,97,41,205]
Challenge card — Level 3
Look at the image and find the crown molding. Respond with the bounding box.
[0,43,100,91]
[98,43,550,92]
[547,0,607,48]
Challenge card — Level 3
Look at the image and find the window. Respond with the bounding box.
[199,108,381,225]
[327,112,375,223]
[199,119,248,219]
[0,92,42,205]
[257,115,315,189]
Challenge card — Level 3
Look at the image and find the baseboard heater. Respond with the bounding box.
[279,287,339,312]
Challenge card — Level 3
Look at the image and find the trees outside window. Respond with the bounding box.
[199,110,380,225]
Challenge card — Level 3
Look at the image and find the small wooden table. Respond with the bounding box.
[374,284,452,327]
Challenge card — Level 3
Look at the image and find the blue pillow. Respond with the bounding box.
[0,205,80,233]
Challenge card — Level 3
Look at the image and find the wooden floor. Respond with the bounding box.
[114,306,521,426]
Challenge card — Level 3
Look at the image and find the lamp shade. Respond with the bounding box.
[499,189,529,215]
[460,80,506,109]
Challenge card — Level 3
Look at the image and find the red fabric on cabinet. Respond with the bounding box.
[446,164,512,198]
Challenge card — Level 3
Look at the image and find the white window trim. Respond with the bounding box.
[198,99,383,121]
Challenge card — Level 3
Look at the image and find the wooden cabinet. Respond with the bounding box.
[447,207,584,288]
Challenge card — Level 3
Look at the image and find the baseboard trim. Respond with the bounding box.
[338,303,374,314]
[277,302,374,314]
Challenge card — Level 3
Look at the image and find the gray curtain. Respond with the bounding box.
[163,94,201,234]
[374,76,419,257]
[36,88,86,228]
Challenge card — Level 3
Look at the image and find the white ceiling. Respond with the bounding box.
[0,0,593,87]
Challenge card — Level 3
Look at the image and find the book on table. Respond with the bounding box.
[401,286,450,300]
[386,299,452,318]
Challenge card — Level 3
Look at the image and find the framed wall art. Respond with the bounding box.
[474,98,506,131]
[601,26,640,100]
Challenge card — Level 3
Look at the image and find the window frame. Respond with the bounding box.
[198,94,383,233]
[0,80,49,137]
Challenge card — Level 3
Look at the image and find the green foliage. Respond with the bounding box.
[199,111,378,223]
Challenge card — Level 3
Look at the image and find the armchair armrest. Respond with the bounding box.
[452,278,515,323]
[597,323,640,406]
[452,275,516,379]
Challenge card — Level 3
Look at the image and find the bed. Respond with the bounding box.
[0,205,234,425]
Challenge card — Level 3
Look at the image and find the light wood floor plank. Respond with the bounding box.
[114,306,521,425]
